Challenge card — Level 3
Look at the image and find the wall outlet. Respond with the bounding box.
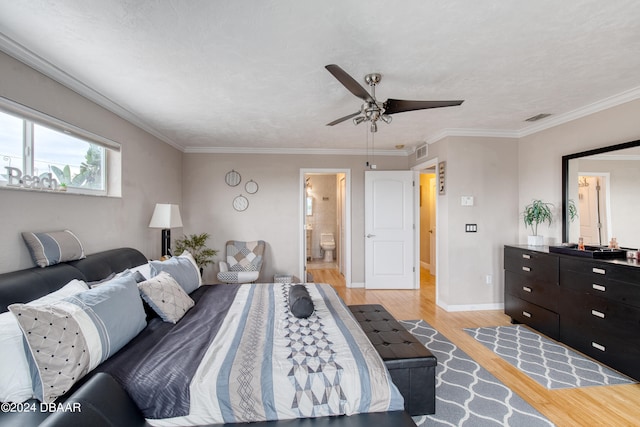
[485,274,492,285]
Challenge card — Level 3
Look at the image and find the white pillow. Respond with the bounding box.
[138,272,194,323]
[0,279,88,402]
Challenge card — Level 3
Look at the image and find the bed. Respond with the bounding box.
[0,247,409,427]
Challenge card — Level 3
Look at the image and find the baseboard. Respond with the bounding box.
[437,301,505,312]
[349,282,365,289]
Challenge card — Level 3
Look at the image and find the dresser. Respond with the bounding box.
[504,245,640,380]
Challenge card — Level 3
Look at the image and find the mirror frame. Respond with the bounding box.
[562,138,640,243]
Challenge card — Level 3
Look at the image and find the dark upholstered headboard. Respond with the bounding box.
[0,247,147,313]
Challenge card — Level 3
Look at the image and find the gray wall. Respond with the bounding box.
[0,52,182,273]
[518,98,640,245]
[412,136,520,309]
[182,152,408,284]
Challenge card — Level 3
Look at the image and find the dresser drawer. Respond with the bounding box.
[560,288,640,331]
[504,247,558,283]
[560,318,640,381]
[505,270,558,312]
[505,296,559,340]
[561,257,640,284]
[560,269,640,309]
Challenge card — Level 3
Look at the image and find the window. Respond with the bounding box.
[0,98,120,196]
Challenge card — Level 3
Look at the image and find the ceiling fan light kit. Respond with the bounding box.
[325,64,464,133]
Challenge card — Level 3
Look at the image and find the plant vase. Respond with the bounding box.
[528,235,544,246]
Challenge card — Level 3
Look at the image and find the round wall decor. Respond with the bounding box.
[245,179,259,194]
[233,194,249,211]
[225,170,241,187]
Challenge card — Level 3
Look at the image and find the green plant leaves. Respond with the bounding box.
[522,199,554,236]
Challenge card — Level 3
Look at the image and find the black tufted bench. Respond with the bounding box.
[349,304,436,416]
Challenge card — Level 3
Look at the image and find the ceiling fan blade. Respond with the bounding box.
[326,111,361,126]
[383,99,464,115]
[325,64,374,103]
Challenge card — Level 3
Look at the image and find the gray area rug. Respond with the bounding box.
[401,320,554,427]
[465,325,635,390]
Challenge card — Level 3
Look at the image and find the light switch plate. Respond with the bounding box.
[461,196,474,206]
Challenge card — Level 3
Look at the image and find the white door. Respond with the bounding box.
[579,175,609,246]
[365,171,415,289]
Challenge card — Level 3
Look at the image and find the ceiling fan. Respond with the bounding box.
[325,64,464,133]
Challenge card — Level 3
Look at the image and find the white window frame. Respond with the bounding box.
[0,96,121,197]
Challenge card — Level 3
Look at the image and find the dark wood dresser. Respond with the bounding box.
[504,245,640,380]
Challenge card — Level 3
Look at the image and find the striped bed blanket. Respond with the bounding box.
[105,283,404,426]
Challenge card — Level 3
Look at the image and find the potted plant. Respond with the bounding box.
[568,199,578,223]
[174,233,218,274]
[522,199,554,246]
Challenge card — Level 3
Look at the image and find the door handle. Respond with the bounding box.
[366,234,376,238]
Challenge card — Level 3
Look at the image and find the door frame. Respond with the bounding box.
[299,168,352,287]
[412,158,439,300]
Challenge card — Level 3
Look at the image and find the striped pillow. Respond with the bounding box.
[9,275,146,403]
[22,230,85,267]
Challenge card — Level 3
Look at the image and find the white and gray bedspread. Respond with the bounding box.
[101,283,404,426]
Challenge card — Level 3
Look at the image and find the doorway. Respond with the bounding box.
[577,173,611,246]
[300,169,351,287]
[413,159,439,301]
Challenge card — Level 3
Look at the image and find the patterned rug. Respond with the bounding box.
[401,320,554,427]
[465,325,635,390]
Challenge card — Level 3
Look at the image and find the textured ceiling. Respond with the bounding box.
[1,0,640,153]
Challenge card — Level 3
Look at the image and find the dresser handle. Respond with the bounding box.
[592,267,606,275]
[522,254,531,259]
[591,310,605,319]
[522,286,532,293]
[522,266,531,272]
[592,342,606,352]
[522,311,531,318]
[592,284,606,292]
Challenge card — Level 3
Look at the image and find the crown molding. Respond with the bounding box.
[0,32,184,151]
[518,85,640,137]
[425,128,520,145]
[183,145,410,156]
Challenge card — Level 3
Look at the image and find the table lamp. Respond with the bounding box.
[148,203,183,257]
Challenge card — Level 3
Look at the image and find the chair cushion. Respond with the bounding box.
[217,270,259,284]
[225,240,264,272]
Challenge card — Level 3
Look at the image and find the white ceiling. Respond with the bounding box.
[1,0,640,154]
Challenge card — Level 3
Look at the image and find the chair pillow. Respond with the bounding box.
[289,284,315,318]
[22,230,85,268]
[0,279,89,403]
[8,275,146,403]
[149,250,201,294]
[138,272,194,323]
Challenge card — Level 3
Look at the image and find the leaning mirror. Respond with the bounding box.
[562,139,640,249]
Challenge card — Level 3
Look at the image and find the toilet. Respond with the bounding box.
[320,233,336,262]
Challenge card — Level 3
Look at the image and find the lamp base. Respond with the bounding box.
[161,229,172,257]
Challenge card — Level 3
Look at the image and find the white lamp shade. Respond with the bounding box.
[148,204,183,229]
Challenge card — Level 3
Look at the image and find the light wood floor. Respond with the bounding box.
[308,267,640,427]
